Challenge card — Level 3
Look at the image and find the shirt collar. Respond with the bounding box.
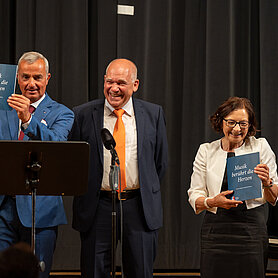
[104,97,133,116]
[31,93,46,109]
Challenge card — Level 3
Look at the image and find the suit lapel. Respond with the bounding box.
[33,93,52,122]
[92,101,104,165]
[133,98,144,160]
[4,94,52,141]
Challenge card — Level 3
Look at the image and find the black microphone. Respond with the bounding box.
[101,128,120,165]
[101,128,116,150]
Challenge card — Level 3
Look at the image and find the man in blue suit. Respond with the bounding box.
[70,58,168,278]
[0,51,74,278]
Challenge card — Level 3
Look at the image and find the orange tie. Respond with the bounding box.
[113,109,126,192]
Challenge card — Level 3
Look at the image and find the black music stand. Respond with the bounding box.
[0,140,89,264]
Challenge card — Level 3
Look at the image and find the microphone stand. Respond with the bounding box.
[109,148,120,278]
[25,152,45,273]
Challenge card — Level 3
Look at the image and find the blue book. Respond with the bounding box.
[227,152,262,201]
[0,64,17,111]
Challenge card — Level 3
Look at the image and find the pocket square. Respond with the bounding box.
[41,119,48,126]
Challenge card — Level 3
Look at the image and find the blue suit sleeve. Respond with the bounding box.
[24,106,74,141]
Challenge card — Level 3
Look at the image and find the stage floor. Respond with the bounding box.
[49,270,278,277]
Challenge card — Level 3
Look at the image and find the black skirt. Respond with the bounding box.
[200,203,268,278]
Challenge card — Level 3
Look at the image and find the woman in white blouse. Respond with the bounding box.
[188,97,278,278]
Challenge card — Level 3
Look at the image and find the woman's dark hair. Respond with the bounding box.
[0,242,39,278]
[210,97,257,138]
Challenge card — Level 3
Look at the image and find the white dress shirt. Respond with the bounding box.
[101,98,139,191]
[19,93,46,136]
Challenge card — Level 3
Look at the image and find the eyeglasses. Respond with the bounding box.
[223,119,250,129]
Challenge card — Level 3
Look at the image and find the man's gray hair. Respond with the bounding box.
[18,51,49,74]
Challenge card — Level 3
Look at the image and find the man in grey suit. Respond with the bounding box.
[70,58,168,278]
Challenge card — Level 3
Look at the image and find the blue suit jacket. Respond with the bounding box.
[70,97,168,232]
[0,93,74,228]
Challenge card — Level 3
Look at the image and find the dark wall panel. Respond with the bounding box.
[1,0,278,271]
